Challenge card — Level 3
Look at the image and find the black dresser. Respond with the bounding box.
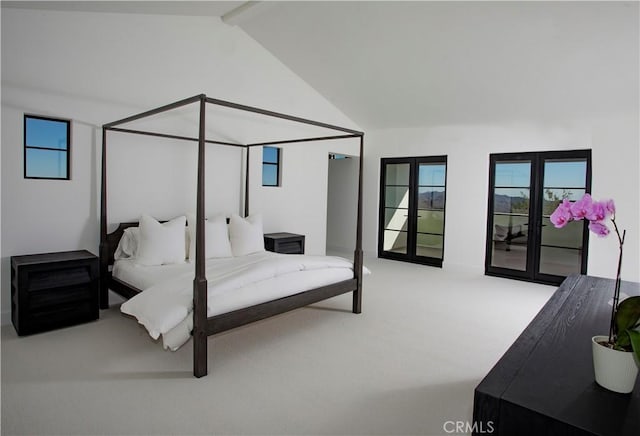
[473,275,639,436]
[11,250,99,335]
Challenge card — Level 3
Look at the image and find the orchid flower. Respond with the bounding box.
[588,221,610,237]
[570,193,592,220]
[549,194,627,346]
[550,199,572,228]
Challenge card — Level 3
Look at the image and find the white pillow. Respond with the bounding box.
[114,227,139,260]
[187,214,233,260]
[136,215,187,266]
[114,226,190,261]
[228,213,266,256]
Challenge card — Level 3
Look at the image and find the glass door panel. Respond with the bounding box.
[415,162,446,262]
[386,163,410,185]
[382,163,410,255]
[490,162,531,272]
[419,163,446,186]
[416,233,443,258]
[417,208,444,233]
[538,158,588,276]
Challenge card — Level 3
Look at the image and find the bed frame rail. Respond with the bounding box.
[207,278,357,335]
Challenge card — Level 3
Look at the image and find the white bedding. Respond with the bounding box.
[113,258,194,291]
[117,252,361,350]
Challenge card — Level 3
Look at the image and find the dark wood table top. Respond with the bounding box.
[11,250,97,266]
[474,274,640,436]
[263,232,304,240]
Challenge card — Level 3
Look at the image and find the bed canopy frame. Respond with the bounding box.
[100,94,364,377]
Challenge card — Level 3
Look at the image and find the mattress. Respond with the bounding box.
[114,252,359,350]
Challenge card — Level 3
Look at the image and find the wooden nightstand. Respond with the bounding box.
[11,250,99,335]
[264,233,305,254]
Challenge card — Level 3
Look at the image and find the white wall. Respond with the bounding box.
[1,8,361,323]
[364,114,639,281]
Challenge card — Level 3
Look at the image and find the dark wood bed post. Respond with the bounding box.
[193,95,208,377]
[353,134,364,314]
[99,127,109,309]
[244,146,250,217]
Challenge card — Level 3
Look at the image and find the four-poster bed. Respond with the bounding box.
[100,94,365,377]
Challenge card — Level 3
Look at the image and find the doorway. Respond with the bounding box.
[326,153,358,254]
[485,150,591,285]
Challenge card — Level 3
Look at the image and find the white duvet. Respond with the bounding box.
[119,252,360,350]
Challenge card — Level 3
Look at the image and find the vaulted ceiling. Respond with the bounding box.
[4,1,638,130]
[236,1,639,129]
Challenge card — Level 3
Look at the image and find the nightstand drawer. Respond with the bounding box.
[28,283,94,310]
[26,266,92,292]
[25,300,97,335]
[276,241,304,254]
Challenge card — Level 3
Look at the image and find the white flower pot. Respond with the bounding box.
[592,335,639,394]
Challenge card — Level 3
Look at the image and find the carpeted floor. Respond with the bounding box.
[1,253,554,435]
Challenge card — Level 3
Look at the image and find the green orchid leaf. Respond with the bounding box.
[617,330,631,348]
[615,296,640,333]
[628,329,640,366]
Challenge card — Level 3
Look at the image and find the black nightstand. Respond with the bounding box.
[11,250,99,335]
[264,233,305,254]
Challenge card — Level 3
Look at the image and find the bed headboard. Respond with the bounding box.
[103,217,233,266]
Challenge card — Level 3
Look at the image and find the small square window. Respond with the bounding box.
[24,115,70,180]
[262,146,281,187]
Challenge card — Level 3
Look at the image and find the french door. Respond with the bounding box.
[378,156,447,267]
[485,150,591,285]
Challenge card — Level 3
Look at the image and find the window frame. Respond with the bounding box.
[262,146,281,187]
[23,114,71,180]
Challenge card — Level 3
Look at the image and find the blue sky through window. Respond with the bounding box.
[495,162,531,188]
[25,115,69,179]
[419,164,446,186]
[544,160,587,188]
[263,164,277,186]
[26,117,68,150]
[263,146,278,164]
[25,149,67,178]
[262,146,280,186]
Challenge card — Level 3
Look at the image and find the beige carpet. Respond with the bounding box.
[1,254,554,435]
